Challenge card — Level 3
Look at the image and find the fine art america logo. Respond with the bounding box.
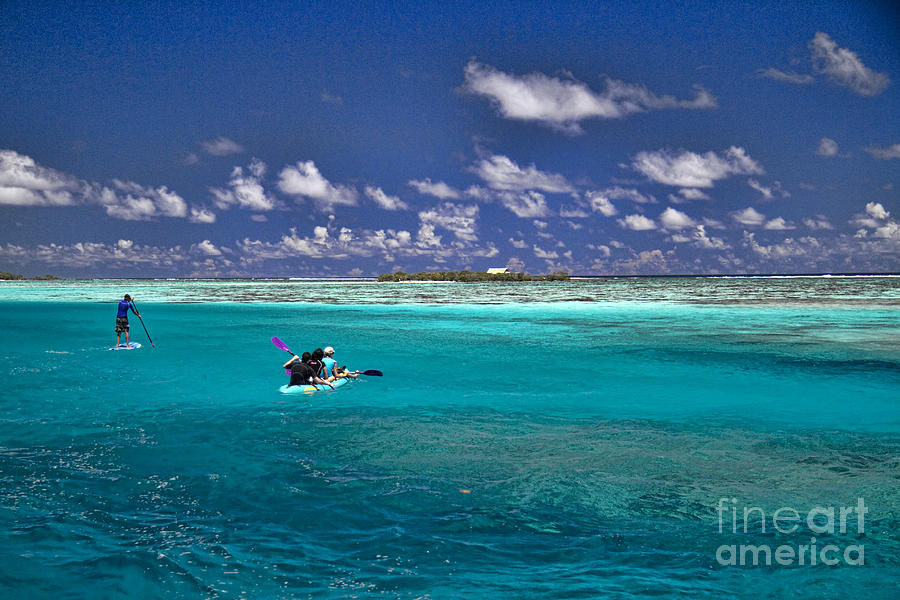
[715,498,867,567]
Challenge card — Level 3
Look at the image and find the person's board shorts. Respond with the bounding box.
[115,316,129,333]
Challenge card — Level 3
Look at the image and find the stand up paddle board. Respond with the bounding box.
[109,342,142,351]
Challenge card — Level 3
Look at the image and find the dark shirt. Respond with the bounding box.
[288,361,316,387]
[307,360,324,378]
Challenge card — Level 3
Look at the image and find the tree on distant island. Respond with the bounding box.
[377,270,569,282]
[0,271,62,280]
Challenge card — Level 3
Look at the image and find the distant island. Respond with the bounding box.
[378,270,570,282]
[0,271,63,281]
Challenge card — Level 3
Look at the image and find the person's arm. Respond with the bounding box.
[130,302,141,318]
[283,355,300,369]
[312,373,334,388]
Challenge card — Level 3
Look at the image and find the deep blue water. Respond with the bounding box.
[1,278,898,598]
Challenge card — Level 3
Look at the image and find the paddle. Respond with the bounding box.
[131,300,155,348]
[356,370,383,376]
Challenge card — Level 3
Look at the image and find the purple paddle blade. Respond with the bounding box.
[272,336,291,353]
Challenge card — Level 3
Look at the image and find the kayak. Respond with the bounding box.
[279,377,352,394]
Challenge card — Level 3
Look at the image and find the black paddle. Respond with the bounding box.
[131,300,155,348]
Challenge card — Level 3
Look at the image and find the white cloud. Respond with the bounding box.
[190,207,216,224]
[0,149,217,223]
[195,240,222,256]
[732,207,766,226]
[365,186,409,211]
[864,144,900,160]
[201,136,245,156]
[764,217,796,230]
[866,202,890,220]
[632,146,763,188]
[210,158,275,211]
[744,232,821,259]
[408,178,461,199]
[598,186,656,204]
[509,238,528,249]
[472,154,573,193]
[418,203,479,242]
[0,149,79,206]
[816,137,839,157]
[533,245,559,259]
[702,217,727,230]
[497,190,551,218]
[586,191,618,216]
[618,214,657,231]
[559,204,589,218]
[809,32,890,96]
[99,180,188,220]
[277,160,359,209]
[692,225,729,250]
[756,68,814,85]
[463,60,715,134]
[672,188,711,202]
[803,215,833,230]
[658,207,695,230]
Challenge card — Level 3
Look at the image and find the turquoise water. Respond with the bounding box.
[1,278,898,598]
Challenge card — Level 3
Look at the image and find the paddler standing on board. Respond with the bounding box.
[115,294,141,348]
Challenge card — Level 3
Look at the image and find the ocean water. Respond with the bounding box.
[1,277,898,599]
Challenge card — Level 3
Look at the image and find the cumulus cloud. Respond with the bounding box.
[618,214,656,231]
[632,146,763,188]
[809,32,890,96]
[0,149,80,206]
[95,180,188,221]
[0,239,223,270]
[744,232,822,259]
[670,188,711,203]
[195,240,222,256]
[533,245,559,259]
[659,207,695,230]
[732,207,767,226]
[0,149,216,223]
[364,186,409,211]
[559,203,589,218]
[851,201,893,233]
[692,225,729,249]
[418,203,479,242]
[763,217,796,230]
[408,178,461,199]
[803,215,833,230]
[472,154,573,193]
[586,191,618,217]
[599,186,656,205]
[201,136,245,156]
[190,207,216,224]
[210,158,275,211]
[756,68,814,85]
[816,137,839,157]
[278,160,359,209]
[497,190,551,218]
[864,144,900,160]
[463,60,715,134]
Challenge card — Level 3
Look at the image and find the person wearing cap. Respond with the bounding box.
[322,346,358,382]
[114,293,141,348]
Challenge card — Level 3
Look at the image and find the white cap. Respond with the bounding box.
[323,346,334,355]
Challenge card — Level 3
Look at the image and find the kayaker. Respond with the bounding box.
[284,352,331,388]
[322,346,358,382]
[308,348,327,380]
[114,294,141,348]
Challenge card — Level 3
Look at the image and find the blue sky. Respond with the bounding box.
[1,0,898,276]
